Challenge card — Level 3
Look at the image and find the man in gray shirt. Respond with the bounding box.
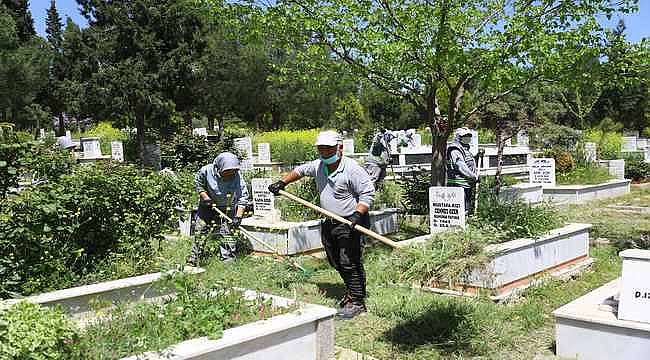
[268,130,375,319]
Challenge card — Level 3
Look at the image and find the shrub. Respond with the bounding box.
[253,129,319,164]
[623,154,650,182]
[374,181,403,209]
[0,163,193,297]
[529,123,581,151]
[275,177,320,221]
[583,129,623,160]
[398,169,430,215]
[0,301,81,360]
[160,130,241,171]
[541,147,575,173]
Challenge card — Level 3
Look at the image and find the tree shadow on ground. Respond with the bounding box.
[380,300,483,355]
[315,282,346,301]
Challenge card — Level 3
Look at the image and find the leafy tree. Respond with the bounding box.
[0,0,35,43]
[254,0,637,184]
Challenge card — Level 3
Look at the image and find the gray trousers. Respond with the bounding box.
[188,203,236,263]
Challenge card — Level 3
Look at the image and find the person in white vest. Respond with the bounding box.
[363,128,395,186]
[446,127,479,215]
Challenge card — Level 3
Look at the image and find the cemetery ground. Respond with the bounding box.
[150,186,649,360]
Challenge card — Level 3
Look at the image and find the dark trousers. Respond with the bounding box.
[464,186,474,216]
[189,203,236,262]
[321,213,370,304]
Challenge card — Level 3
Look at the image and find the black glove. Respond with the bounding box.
[348,211,363,230]
[230,216,242,229]
[200,198,213,207]
[268,180,286,195]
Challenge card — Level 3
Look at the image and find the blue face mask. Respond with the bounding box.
[320,153,339,165]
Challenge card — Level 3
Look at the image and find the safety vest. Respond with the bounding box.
[446,141,476,188]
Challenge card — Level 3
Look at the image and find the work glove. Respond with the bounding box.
[230,216,242,229]
[200,198,213,207]
[268,180,286,195]
[348,211,363,230]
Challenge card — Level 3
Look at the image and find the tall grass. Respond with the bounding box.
[253,129,319,164]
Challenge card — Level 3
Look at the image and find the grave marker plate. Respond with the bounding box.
[81,137,102,158]
[111,141,124,162]
[516,130,529,146]
[192,127,208,137]
[39,129,45,139]
[584,142,597,162]
[342,139,354,155]
[240,159,254,171]
[235,137,253,160]
[469,130,479,156]
[258,143,271,163]
[65,130,71,139]
[428,186,466,233]
[414,133,422,147]
[252,178,274,217]
[529,158,556,188]
[645,149,650,163]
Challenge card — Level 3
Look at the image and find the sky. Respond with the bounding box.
[29,0,649,43]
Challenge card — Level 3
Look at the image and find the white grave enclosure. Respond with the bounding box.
[584,142,597,162]
[235,137,253,159]
[414,133,422,147]
[529,158,556,188]
[618,249,650,324]
[111,141,124,162]
[645,149,650,163]
[342,139,354,155]
[251,178,275,217]
[622,136,638,152]
[257,143,271,163]
[469,129,479,156]
[428,186,465,233]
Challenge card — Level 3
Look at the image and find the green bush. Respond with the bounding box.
[374,181,403,209]
[0,301,81,360]
[276,177,320,221]
[529,123,581,151]
[0,163,193,297]
[583,129,623,160]
[541,147,575,173]
[253,129,319,164]
[398,170,430,215]
[623,154,650,182]
[556,165,613,185]
[81,122,128,155]
[160,130,241,171]
[476,178,563,239]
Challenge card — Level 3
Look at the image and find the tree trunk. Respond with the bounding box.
[58,113,65,136]
[136,111,146,164]
[430,132,448,186]
[183,111,192,129]
[207,116,214,132]
[495,127,505,196]
[271,111,281,130]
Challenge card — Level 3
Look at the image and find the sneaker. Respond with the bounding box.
[336,302,367,320]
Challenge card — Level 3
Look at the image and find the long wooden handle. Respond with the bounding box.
[278,190,402,249]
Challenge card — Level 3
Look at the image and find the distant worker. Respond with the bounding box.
[187,152,250,266]
[268,130,375,319]
[446,127,478,215]
[363,128,395,186]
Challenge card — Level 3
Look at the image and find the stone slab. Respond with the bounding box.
[554,279,650,360]
[542,179,631,204]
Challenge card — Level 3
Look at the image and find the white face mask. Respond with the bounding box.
[460,136,472,145]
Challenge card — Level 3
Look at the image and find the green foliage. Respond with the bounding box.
[253,129,319,164]
[77,278,288,358]
[390,225,503,285]
[329,93,370,133]
[276,177,320,221]
[81,122,128,155]
[0,301,81,360]
[476,128,497,144]
[541,147,575,173]
[556,165,613,185]
[398,170,430,215]
[622,153,650,182]
[583,128,623,160]
[374,181,403,209]
[476,178,563,240]
[529,123,582,151]
[160,130,240,171]
[0,163,193,297]
[0,140,32,198]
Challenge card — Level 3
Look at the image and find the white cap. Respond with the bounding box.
[315,130,342,146]
[455,127,473,137]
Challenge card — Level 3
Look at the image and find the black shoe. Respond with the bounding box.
[336,302,367,320]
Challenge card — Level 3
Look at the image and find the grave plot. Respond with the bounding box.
[604,186,650,213]
[0,276,335,360]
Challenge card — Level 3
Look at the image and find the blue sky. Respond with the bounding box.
[29,0,649,43]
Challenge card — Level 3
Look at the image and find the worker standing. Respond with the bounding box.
[363,128,395,186]
[187,152,249,266]
[268,130,375,319]
[446,127,479,216]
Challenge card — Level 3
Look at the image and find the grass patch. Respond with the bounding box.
[611,187,650,207]
[556,165,614,185]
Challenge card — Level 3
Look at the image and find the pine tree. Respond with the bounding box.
[44,0,66,135]
[0,0,35,43]
[45,0,62,52]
